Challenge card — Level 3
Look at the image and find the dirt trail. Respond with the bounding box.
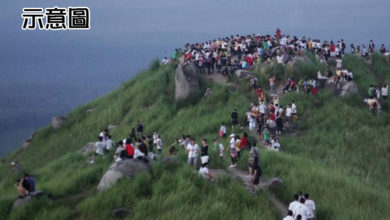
[211,167,288,217]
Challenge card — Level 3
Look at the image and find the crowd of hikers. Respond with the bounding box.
[365,84,388,113]
[284,191,316,220]
[164,28,390,79]
[13,30,390,220]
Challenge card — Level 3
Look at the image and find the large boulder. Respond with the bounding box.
[263,178,283,189]
[51,116,66,129]
[21,131,37,148]
[12,191,45,210]
[340,81,358,97]
[81,142,96,156]
[97,159,151,192]
[175,62,201,101]
[235,70,252,78]
[112,208,133,218]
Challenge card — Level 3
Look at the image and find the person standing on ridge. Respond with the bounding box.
[137,120,143,138]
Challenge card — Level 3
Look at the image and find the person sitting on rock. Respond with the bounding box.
[198,162,215,180]
[134,143,148,163]
[105,135,114,151]
[124,139,135,159]
[137,138,148,157]
[95,136,106,156]
[16,177,30,198]
[25,173,35,193]
[16,173,35,198]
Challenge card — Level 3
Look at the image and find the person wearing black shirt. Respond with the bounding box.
[137,139,148,157]
[231,109,239,131]
[137,120,144,138]
[201,139,209,164]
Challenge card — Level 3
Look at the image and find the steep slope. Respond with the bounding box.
[0,54,389,220]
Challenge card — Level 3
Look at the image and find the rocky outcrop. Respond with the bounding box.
[12,191,45,210]
[175,62,201,101]
[323,80,358,97]
[51,116,66,129]
[108,124,119,131]
[21,131,37,148]
[340,81,358,97]
[87,107,96,113]
[203,88,213,99]
[235,70,252,78]
[263,178,283,189]
[81,142,96,156]
[97,159,151,192]
[112,208,133,218]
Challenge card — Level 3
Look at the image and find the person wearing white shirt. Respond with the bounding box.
[283,210,294,220]
[288,194,300,215]
[293,198,310,220]
[156,136,163,154]
[285,104,292,117]
[271,139,280,151]
[186,139,199,168]
[198,163,215,180]
[134,147,145,159]
[95,136,106,156]
[277,55,284,64]
[304,194,316,220]
[382,85,388,99]
[220,123,227,138]
[259,103,266,116]
[291,101,297,120]
[105,136,114,150]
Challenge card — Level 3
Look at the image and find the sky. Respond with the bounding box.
[0,0,389,156]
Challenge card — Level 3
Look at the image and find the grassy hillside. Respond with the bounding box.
[0,54,389,220]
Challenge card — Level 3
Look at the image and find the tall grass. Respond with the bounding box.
[0,55,389,219]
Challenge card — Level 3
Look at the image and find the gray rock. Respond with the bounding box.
[263,178,283,189]
[81,142,96,156]
[235,70,252,78]
[175,62,201,101]
[22,138,32,148]
[203,88,213,99]
[112,208,133,218]
[22,131,37,148]
[340,81,358,97]
[97,159,151,192]
[51,116,66,129]
[108,124,119,131]
[12,191,44,210]
[161,156,178,165]
[87,107,96,113]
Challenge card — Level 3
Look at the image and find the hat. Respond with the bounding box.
[230,134,235,138]
[11,162,15,166]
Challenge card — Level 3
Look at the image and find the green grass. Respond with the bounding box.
[0,54,389,219]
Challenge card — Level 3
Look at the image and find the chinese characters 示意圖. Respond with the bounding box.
[21,7,90,30]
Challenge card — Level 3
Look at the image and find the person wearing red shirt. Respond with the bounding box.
[246,55,253,66]
[276,28,281,39]
[125,139,134,158]
[256,88,263,98]
[240,132,249,149]
[269,110,276,121]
